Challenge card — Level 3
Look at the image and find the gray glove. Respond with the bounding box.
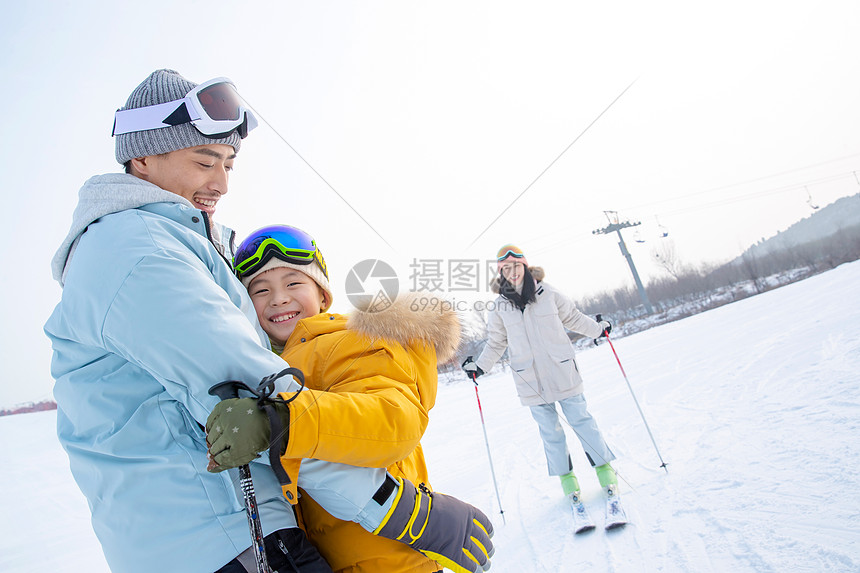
[374,477,494,573]
[598,320,612,337]
[461,356,485,381]
[595,314,611,338]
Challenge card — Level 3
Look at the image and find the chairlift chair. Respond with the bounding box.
[805,186,819,210]
[655,216,669,238]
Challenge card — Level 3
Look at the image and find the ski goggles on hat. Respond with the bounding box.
[497,248,525,262]
[112,77,259,139]
[234,225,329,281]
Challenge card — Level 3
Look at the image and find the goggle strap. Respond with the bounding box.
[113,100,201,135]
[163,102,193,126]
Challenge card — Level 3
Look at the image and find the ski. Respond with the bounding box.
[568,492,596,534]
[604,485,628,530]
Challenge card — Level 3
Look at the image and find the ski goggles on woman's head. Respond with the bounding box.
[497,248,525,262]
[233,225,328,281]
[112,77,259,139]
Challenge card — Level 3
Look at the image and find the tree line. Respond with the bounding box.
[444,222,860,376]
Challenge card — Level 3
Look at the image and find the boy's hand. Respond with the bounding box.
[206,397,288,471]
[374,477,494,573]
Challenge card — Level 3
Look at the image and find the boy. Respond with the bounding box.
[206,224,493,573]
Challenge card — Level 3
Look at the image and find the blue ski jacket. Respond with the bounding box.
[45,174,386,573]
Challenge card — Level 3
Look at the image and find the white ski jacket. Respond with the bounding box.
[475,269,604,406]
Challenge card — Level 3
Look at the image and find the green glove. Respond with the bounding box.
[374,477,494,573]
[205,397,289,472]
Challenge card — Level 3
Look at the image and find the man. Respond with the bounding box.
[45,70,492,573]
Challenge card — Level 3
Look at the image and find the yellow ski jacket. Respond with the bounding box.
[278,295,460,573]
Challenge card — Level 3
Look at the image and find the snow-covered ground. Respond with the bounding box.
[3,261,860,572]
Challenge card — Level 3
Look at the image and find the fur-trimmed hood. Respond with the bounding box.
[490,265,545,293]
[347,292,461,364]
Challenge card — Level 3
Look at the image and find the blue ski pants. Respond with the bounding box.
[528,394,615,476]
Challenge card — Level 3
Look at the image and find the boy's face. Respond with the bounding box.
[500,260,525,286]
[247,267,327,346]
[130,144,236,218]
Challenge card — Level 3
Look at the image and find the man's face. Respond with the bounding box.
[131,144,236,217]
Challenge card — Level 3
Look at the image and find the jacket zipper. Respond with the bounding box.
[201,211,235,269]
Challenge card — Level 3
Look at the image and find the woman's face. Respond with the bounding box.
[500,260,525,286]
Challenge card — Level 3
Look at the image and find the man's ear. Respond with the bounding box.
[128,157,149,178]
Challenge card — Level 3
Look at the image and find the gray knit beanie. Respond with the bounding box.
[115,69,242,164]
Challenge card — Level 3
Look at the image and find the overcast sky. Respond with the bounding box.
[2,1,859,406]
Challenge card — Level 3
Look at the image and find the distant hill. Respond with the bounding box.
[0,400,57,417]
[740,193,860,259]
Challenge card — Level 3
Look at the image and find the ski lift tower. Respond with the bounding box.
[592,211,654,314]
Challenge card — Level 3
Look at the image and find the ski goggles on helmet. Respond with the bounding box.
[112,77,259,139]
[234,225,329,281]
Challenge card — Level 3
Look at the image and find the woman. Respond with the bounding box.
[462,244,623,531]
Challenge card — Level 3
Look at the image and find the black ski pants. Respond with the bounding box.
[214,527,332,573]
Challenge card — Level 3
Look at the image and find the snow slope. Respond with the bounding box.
[3,261,860,572]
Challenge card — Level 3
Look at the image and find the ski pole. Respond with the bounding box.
[209,381,271,573]
[595,320,668,473]
[470,373,506,525]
